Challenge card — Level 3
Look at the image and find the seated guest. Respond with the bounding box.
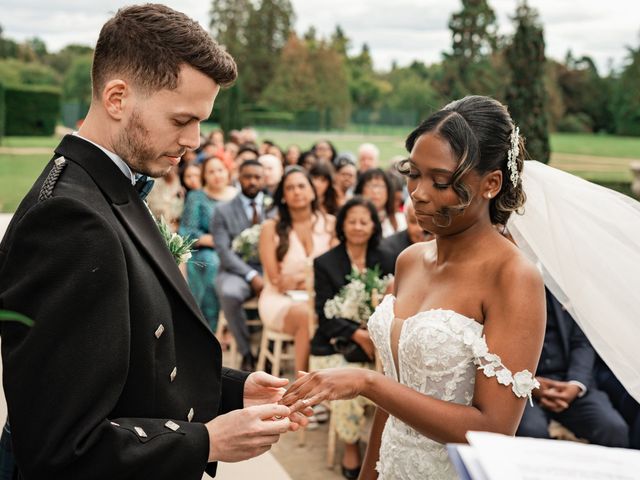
[381,198,432,263]
[259,153,284,196]
[310,196,394,479]
[354,168,406,237]
[211,160,271,371]
[298,150,319,171]
[258,166,336,373]
[516,289,629,447]
[333,153,358,206]
[179,156,236,331]
[180,163,202,193]
[309,162,339,215]
[146,167,185,232]
[312,139,337,165]
[357,142,379,174]
[285,144,301,166]
[595,357,640,449]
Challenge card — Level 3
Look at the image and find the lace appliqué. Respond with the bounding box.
[469,333,539,405]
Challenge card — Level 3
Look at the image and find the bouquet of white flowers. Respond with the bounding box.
[324,265,393,327]
[232,224,262,263]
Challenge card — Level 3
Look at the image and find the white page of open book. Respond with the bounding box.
[466,431,640,480]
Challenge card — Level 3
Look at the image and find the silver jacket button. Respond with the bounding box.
[165,420,180,431]
[134,426,147,438]
[187,408,194,422]
[154,324,165,339]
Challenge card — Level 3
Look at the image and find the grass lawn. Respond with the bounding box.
[550,133,640,159]
[0,154,50,212]
[1,130,638,213]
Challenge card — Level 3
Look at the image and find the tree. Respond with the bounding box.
[46,44,94,76]
[243,0,294,104]
[209,0,253,132]
[330,25,349,57]
[505,1,550,163]
[612,39,640,136]
[0,25,19,59]
[261,33,350,129]
[440,0,501,98]
[62,54,92,107]
[209,0,252,62]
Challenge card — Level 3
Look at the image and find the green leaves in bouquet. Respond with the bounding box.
[156,216,197,265]
[0,310,34,327]
[346,264,391,301]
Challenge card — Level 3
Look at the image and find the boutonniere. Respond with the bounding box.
[263,196,273,208]
[156,216,196,265]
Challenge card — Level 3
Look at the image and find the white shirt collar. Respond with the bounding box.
[240,191,264,206]
[73,132,138,185]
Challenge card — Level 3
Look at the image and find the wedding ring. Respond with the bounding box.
[301,399,310,406]
[273,415,283,420]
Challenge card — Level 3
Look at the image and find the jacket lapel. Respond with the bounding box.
[55,135,213,335]
[231,196,249,235]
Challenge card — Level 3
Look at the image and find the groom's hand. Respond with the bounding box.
[244,371,288,408]
[205,403,291,462]
[244,371,313,431]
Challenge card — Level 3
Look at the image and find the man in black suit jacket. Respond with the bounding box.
[211,160,275,371]
[516,289,628,446]
[0,5,297,479]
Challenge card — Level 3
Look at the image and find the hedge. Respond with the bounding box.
[0,82,5,141]
[4,84,60,136]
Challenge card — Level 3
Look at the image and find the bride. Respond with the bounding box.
[281,95,547,479]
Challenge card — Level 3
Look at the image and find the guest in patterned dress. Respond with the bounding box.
[179,156,236,331]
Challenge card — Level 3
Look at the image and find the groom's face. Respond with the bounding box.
[115,64,220,178]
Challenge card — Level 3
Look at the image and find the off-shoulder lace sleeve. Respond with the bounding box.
[465,332,539,405]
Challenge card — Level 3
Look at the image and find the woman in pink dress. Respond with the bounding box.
[259,166,337,373]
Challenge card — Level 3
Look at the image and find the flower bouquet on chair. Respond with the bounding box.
[324,265,392,363]
[232,224,262,263]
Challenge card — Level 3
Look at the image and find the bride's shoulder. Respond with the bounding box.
[395,240,436,273]
[493,241,544,301]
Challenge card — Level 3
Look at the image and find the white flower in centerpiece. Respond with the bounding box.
[512,370,539,398]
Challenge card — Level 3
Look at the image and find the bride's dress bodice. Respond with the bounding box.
[368,295,538,479]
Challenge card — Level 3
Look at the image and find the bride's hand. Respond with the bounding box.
[280,368,372,413]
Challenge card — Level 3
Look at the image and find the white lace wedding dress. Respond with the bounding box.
[368,295,538,479]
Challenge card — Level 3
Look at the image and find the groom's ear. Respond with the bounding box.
[482,170,503,198]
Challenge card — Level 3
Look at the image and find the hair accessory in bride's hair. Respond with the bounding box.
[507,126,520,188]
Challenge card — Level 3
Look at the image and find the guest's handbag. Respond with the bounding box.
[331,330,371,363]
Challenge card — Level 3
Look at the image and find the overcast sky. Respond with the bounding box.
[1,0,638,74]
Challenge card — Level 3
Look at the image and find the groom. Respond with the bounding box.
[0,5,304,479]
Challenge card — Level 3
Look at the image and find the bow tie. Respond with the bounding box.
[135,175,155,201]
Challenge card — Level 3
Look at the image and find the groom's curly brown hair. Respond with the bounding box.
[92,3,237,98]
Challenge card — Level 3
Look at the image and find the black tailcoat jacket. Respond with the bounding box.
[0,135,247,479]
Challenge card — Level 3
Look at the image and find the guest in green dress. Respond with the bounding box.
[179,156,237,331]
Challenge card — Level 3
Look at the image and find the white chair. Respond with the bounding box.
[216,297,262,369]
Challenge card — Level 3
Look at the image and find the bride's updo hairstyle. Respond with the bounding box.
[400,95,526,226]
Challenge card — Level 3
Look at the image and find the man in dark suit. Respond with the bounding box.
[0,5,300,479]
[211,160,274,371]
[516,289,628,447]
[381,198,432,263]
